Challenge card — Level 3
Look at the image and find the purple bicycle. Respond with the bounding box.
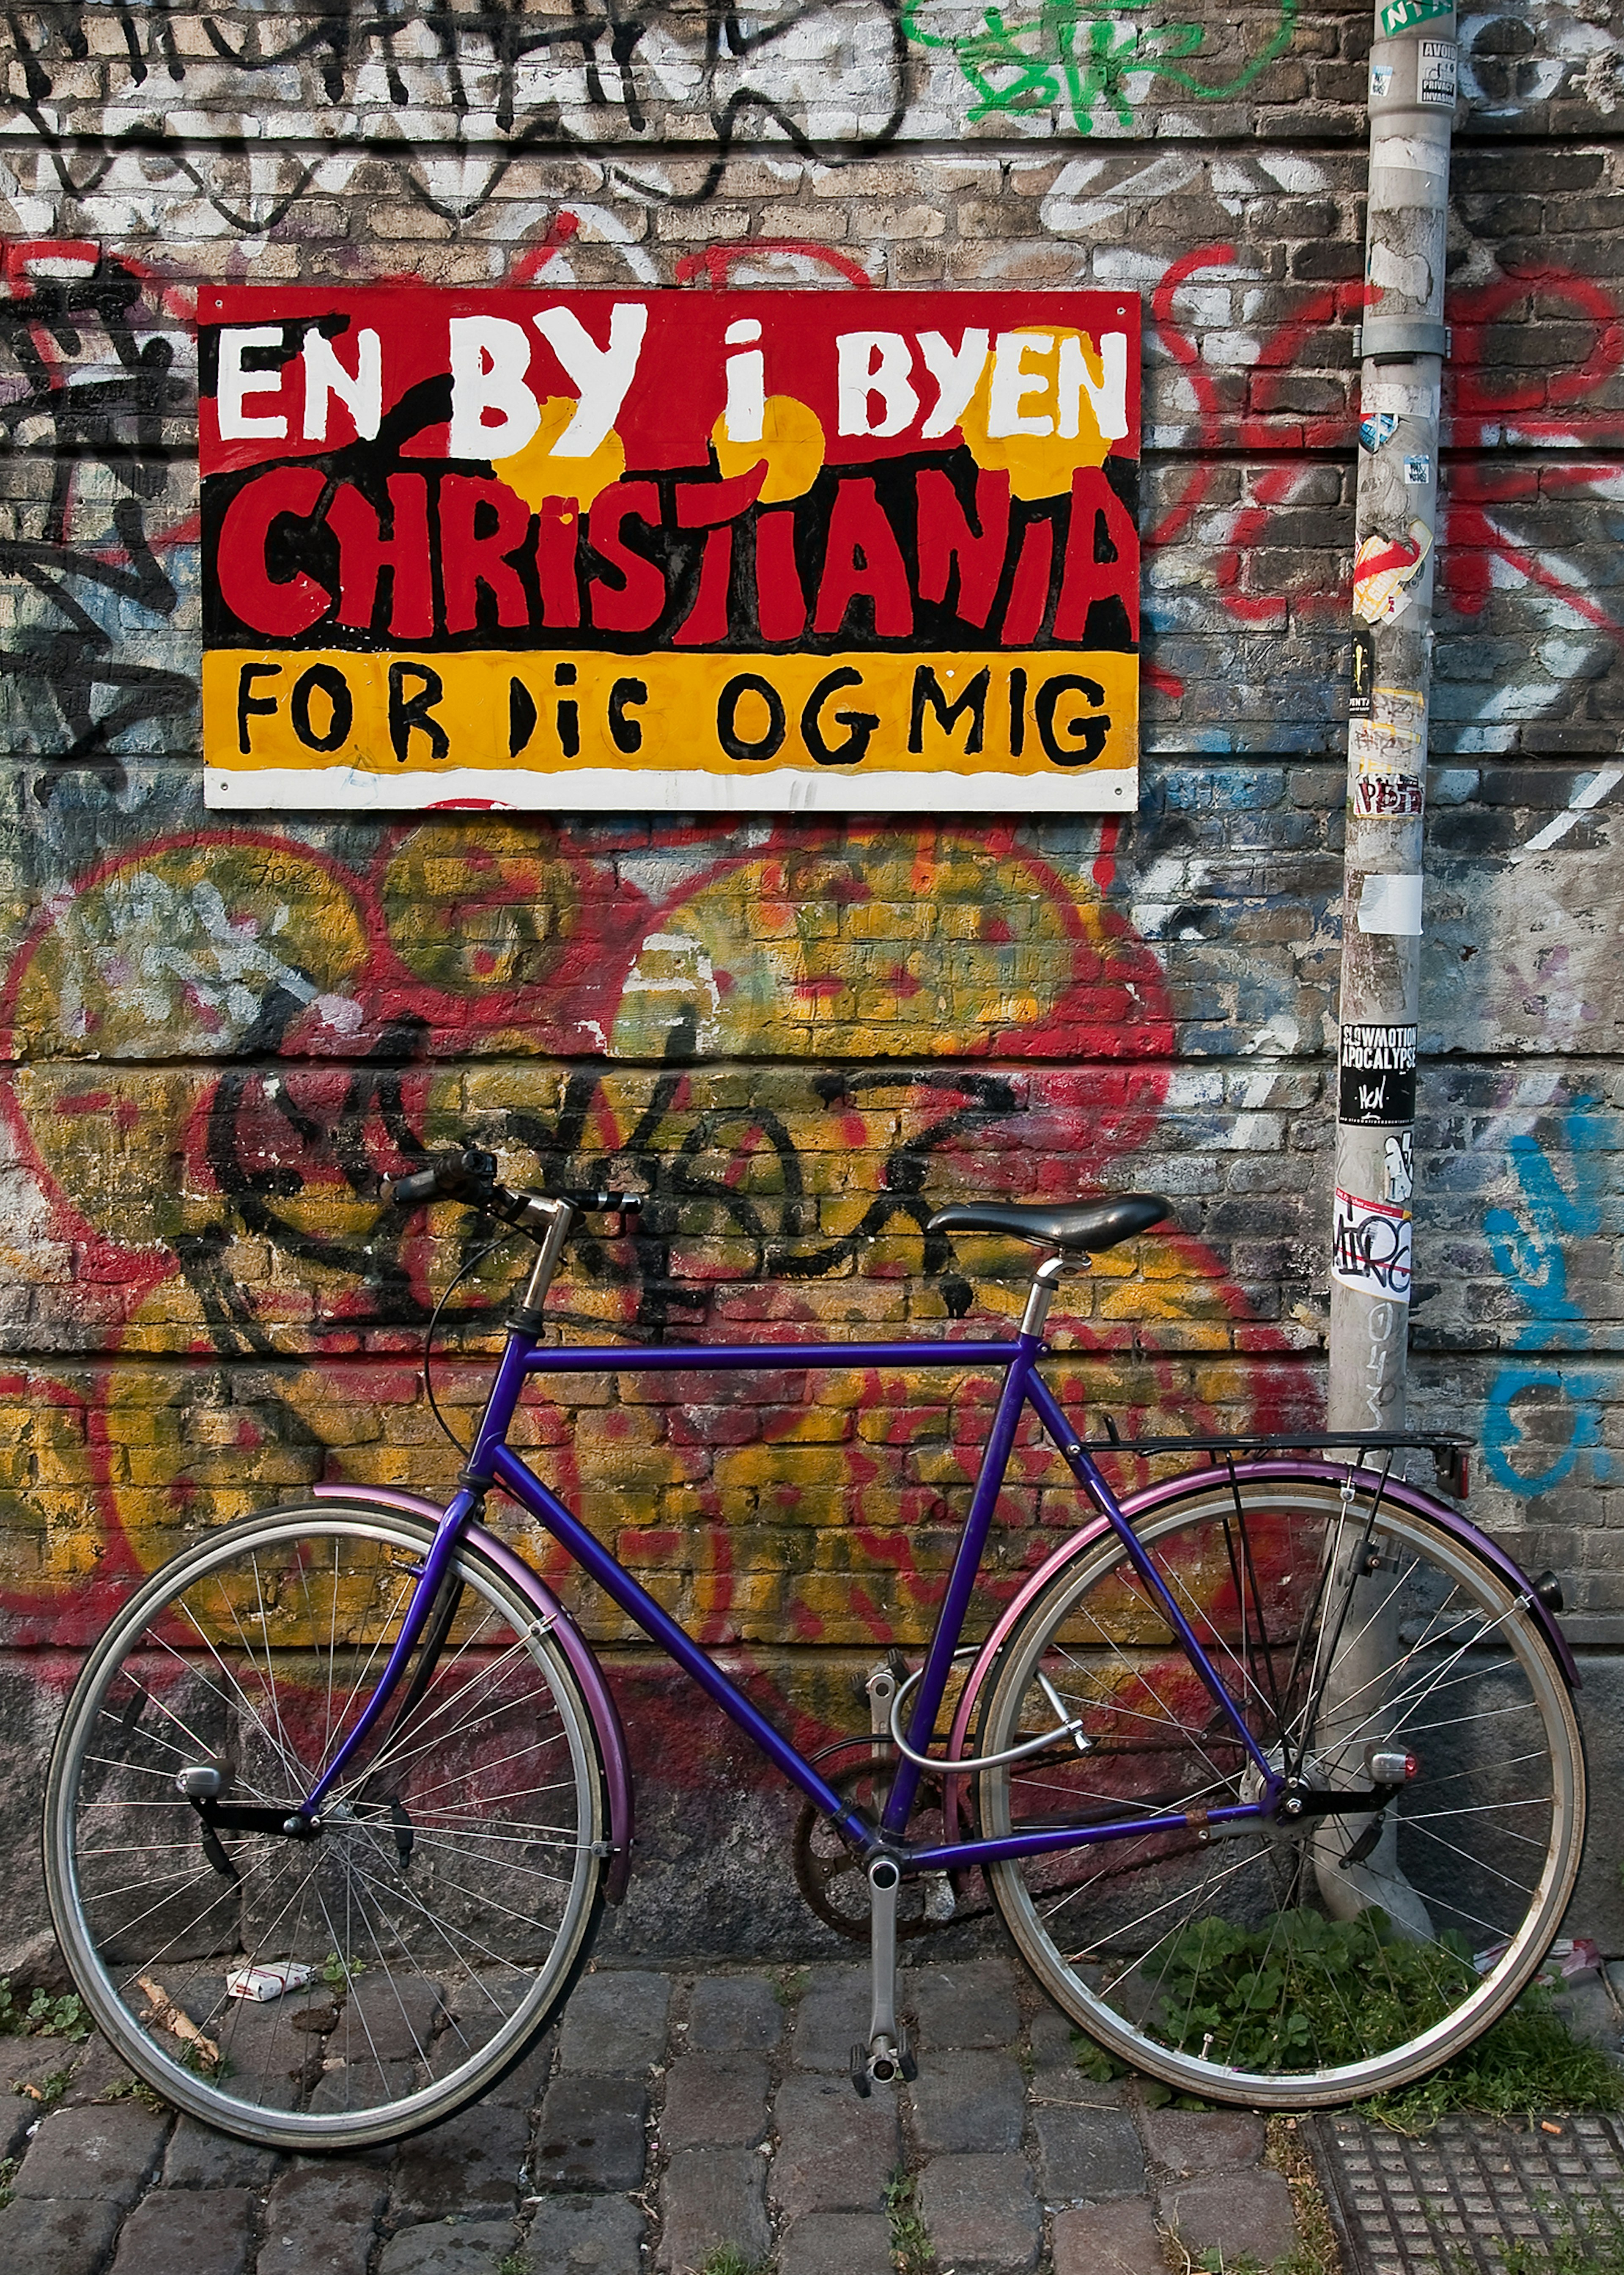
[44,1147,1585,2149]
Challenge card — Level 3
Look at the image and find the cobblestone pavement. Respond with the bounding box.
[0,1953,1305,2275]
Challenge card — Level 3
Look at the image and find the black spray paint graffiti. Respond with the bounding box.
[8,0,910,215]
[189,1034,1011,1356]
[0,253,194,767]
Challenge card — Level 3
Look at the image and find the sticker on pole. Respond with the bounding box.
[1353,522,1432,624]
[1417,39,1458,104]
[1380,0,1452,35]
[1360,412,1399,455]
[1333,1188,1413,1302]
[1350,720,1425,816]
[1339,1023,1417,1127]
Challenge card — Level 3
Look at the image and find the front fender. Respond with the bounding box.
[310,1484,635,1902]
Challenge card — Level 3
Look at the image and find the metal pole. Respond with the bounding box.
[1327,0,1458,1439]
[1318,1,1457,1937]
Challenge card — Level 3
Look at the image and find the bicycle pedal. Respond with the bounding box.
[897,2035,918,2084]
[849,2042,872,2098]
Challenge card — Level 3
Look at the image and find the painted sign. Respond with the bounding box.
[199,289,1141,813]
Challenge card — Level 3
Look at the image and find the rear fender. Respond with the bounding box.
[941,1456,1577,1845]
[309,1484,635,1902]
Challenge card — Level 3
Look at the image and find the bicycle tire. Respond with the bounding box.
[974,1469,1585,2107]
[44,1502,608,2150]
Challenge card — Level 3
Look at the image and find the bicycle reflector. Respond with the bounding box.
[1366,1746,1420,1783]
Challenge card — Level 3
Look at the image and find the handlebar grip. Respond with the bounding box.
[390,1167,442,1206]
[576,1190,642,1216]
[389,1146,500,1209]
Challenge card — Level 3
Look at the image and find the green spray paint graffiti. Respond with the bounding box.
[903,0,1299,135]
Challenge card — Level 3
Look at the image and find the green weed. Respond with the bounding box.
[0,2155,17,2212]
[12,2063,76,2112]
[772,1969,809,2008]
[884,2166,934,2275]
[1370,1995,1622,2132]
[1148,1907,1619,2130]
[97,2073,170,2116]
[496,2254,532,2275]
[1467,2201,1624,2273]
[697,2249,769,2275]
[1071,2028,1128,2083]
[1160,1906,1478,2074]
[0,1980,90,2041]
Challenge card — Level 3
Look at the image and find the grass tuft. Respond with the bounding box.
[884,2166,934,2275]
[1074,1910,1619,2133]
[697,2249,770,2275]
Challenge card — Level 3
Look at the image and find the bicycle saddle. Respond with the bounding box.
[926,1194,1173,1254]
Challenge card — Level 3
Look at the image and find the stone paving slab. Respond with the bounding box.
[23,1957,1624,2275]
[0,1953,1325,2275]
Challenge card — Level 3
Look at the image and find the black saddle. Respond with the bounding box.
[926,1194,1173,1256]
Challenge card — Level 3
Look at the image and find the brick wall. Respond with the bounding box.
[2,0,1623,1958]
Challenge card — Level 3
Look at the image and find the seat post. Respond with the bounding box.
[1020,1251,1072,1337]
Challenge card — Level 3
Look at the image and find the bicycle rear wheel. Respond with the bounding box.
[975,1470,1585,2107]
[45,1503,608,2150]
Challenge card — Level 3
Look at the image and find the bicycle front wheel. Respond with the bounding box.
[45,1503,608,2150]
[975,1470,1585,2107]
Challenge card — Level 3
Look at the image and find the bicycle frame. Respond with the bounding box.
[300,1319,1284,1870]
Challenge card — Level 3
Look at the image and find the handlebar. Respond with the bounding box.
[389,1146,642,1231]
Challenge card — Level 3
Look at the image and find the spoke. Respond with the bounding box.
[1069,1843,1267,1975]
[1400,1815,1544,1898]
[344,1856,558,1986]
[405,1769,580,1820]
[401,1828,580,1890]
[308,1879,390,2089]
[317,1566,418,1777]
[403,1818,590,1853]
[79,1839,218,1859]
[356,1638,544,1791]
[102,1847,263,1989]
[248,1555,299,1775]
[165,1608,297,1798]
[1040,1608,1239,1798]
[94,1672,249,1784]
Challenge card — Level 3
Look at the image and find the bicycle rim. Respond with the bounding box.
[45,1506,606,2149]
[976,1473,1585,2107]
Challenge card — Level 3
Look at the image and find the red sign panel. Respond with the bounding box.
[200,288,1140,813]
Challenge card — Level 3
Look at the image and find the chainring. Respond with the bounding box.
[790,1743,982,1942]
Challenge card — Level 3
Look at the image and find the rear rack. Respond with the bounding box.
[1077,1429,1473,1499]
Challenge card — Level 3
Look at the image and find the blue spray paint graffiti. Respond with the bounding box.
[1483,1095,1615,1496]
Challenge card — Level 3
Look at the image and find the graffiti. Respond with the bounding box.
[0,814,1310,1645]
[0,246,195,764]
[1140,242,1624,747]
[901,0,1299,137]
[1331,1185,1413,1302]
[1482,1096,1616,1498]
[1,0,1601,239]
[5,0,911,217]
